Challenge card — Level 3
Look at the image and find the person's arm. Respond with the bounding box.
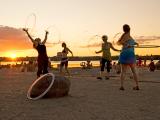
[135,42,139,46]
[42,31,49,44]
[95,50,102,54]
[23,28,35,43]
[109,43,120,52]
[67,48,73,57]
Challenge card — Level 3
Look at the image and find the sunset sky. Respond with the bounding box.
[0,0,160,57]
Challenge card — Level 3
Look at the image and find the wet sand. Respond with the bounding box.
[0,67,160,120]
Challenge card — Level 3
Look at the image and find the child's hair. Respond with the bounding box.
[102,35,108,39]
[123,24,130,33]
[62,42,66,47]
[102,35,108,43]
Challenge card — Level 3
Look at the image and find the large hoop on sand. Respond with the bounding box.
[27,73,70,100]
[27,73,55,100]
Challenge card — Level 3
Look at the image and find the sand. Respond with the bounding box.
[0,67,160,120]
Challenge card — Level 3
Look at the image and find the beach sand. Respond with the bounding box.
[0,67,160,120]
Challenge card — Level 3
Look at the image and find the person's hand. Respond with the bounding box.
[136,43,139,46]
[45,31,49,34]
[23,28,28,32]
[71,54,73,57]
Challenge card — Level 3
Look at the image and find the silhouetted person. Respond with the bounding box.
[138,57,142,67]
[60,42,73,75]
[23,28,49,78]
[144,58,147,67]
[149,60,155,72]
[95,35,120,80]
[118,24,139,90]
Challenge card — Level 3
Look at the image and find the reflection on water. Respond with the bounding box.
[51,61,100,68]
[0,61,100,68]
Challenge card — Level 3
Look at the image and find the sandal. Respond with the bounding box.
[105,76,109,80]
[119,86,125,90]
[133,86,140,90]
[97,77,102,80]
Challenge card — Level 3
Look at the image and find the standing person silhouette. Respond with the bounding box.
[118,24,139,90]
[23,28,49,78]
[60,42,73,76]
[95,35,120,80]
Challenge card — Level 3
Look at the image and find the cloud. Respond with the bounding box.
[46,40,64,47]
[79,35,102,48]
[80,42,101,48]
[0,26,32,51]
[135,36,160,44]
[80,35,160,48]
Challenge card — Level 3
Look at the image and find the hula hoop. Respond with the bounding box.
[25,13,36,34]
[87,35,102,54]
[45,25,62,46]
[57,51,72,63]
[61,58,69,63]
[112,32,122,45]
[27,73,55,100]
[135,45,160,48]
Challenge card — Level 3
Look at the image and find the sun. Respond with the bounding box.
[10,53,17,59]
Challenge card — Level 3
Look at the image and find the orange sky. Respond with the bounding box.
[0,0,160,57]
[0,25,160,57]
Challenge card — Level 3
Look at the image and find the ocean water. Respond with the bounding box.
[0,61,100,68]
[0,60,158,68]
[51,61,100,68]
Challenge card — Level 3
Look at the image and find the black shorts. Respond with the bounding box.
[37,58,48,77]
[100,58,111,72]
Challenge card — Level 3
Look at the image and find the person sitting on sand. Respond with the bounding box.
[23,28,49,78]
[80,61,92,69]
[80,62,86,69]
[149,60,155,72]
[138,57,142,67]
[95,35,120,80]
[60,42,73,75]
[86,60,92,69]
[118,24,139,90]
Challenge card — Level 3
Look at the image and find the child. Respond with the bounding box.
[60,43,73,75]
[95,35,120,80]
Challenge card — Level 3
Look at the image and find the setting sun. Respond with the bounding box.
[10,53,17,59]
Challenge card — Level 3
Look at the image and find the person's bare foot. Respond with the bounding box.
[119,86,125,90]
[133,86,140,90]
[97,77,102,80]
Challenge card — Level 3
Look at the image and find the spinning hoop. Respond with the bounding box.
[46,25,62,46]
[112,32,123,45]
[25,13,36,34]
[87,35,102,54]
[135,45,160,48]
